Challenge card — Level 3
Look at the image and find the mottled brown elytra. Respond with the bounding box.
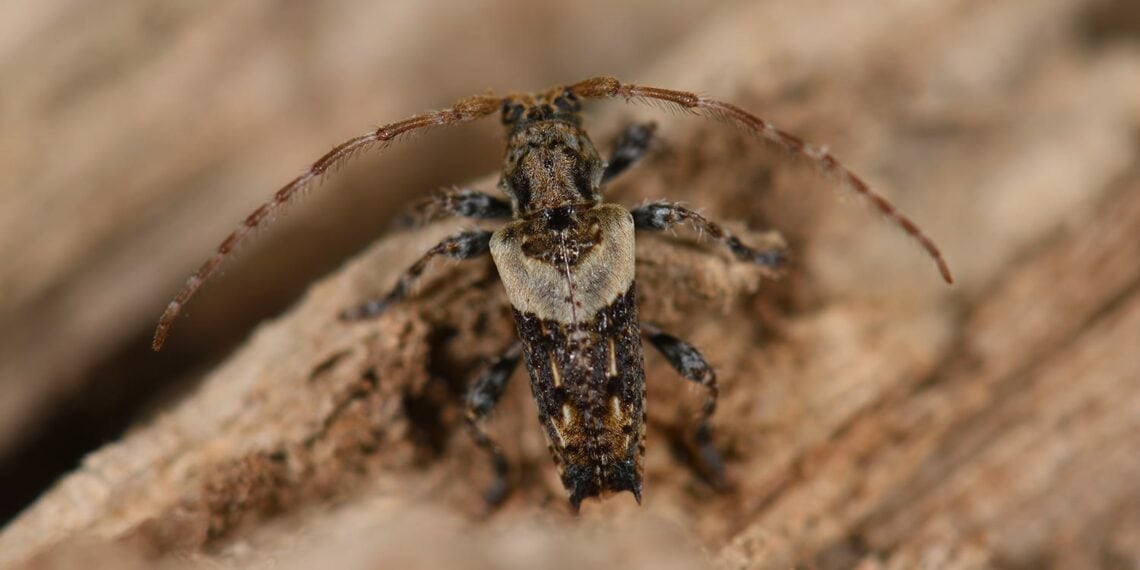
[154,77,952,511]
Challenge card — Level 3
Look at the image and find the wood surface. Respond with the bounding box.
[2,0,1139,568]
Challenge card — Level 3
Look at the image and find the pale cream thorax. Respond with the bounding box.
[489,204,635,325]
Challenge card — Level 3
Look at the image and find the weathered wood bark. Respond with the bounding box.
[3,0,1139,568]
[0,0,710,522]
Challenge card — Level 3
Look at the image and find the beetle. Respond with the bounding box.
[153,77,952,511]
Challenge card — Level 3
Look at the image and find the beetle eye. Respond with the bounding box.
[501,101,524,124]
[553,90,579,113]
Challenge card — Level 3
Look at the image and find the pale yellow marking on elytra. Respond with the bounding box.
[610,397,623,421]
[607,338,618,378]
[550,355,562,387]
[551,424,567,447]
[562,404,574,425]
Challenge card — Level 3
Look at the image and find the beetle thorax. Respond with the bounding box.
[499,122,604,216]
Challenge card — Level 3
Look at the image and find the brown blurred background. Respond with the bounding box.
[2,0,1140,567]
[0,0,717,523]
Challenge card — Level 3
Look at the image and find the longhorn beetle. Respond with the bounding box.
[153,77,953,511]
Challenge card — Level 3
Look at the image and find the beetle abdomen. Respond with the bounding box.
[511,286,645,507]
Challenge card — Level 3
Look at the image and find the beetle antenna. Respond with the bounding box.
[569,76,953,285]
[152,94,503,350]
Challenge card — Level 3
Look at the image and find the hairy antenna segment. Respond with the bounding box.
[152,95,502,350]
[569,77,953,285]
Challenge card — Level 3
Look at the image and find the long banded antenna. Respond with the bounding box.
[153,94,503,350]
[569,76,954,285]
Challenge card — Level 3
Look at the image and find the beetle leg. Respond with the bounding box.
[601,122,656,184]
[395,187,513,228]
[631,201,785,268]
[641,322,728,489]
[340,229,493,320]
[465,342,524,508]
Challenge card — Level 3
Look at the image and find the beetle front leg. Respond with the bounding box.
[602,122,656,184]
[465,342,523,509]
[631,201,785,268]
[340,229,493,320]
[641,322,728,489]
[395,187,513,228]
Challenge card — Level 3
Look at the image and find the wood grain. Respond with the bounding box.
[2,0,1138,568]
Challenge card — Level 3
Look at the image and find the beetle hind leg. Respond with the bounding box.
[464,342,523,510]
[641,323,730,490]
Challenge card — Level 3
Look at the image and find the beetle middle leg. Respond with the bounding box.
[631,201,785,268]
[340,229,493,320]
[465,342,523,508]
[641,322,729,488]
